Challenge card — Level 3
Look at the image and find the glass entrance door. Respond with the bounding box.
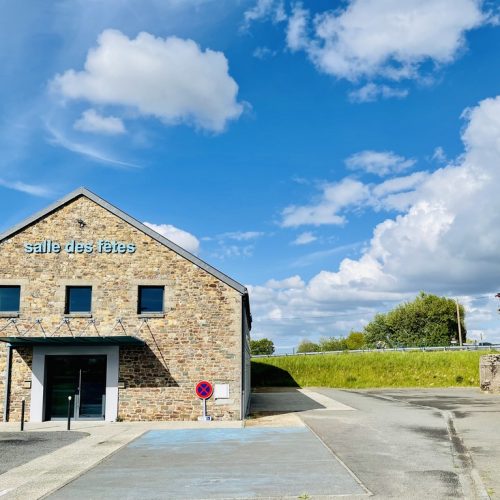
[45,355,107,420]
[78,357,107,418]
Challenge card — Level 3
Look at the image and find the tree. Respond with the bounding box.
[250,338,275,355]
[296,340,320,353]
[346,331,366,350]
[318,336,348,351]
[363,292,466,348]
[296,333,367,354]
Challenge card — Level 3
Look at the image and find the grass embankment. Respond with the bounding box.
[252,350,495,389]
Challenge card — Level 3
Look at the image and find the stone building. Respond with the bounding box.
[0,188,251,422]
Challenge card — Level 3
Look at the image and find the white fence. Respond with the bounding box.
[252,344,500,359]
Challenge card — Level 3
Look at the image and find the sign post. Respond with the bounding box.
[196,381,213,421]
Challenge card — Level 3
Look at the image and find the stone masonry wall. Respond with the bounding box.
[8,348,32,421]
[480,354,500,393]
[0,195,243,421]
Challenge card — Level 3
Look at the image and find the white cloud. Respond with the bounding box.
[74,109,126,135]
[248,279,387,346]
[286,4,309,50]
[46,124,139,169]
[0,179,52,197]
[220,231,264,241]
[293,231,317,245]
[52,30,243,133]
[372,171,429,211]
[281,170,432,228]
[282,178,371,227]
[432,146,448,164]
[265,275,305,289]
[254,94,500,347]
[211,244,254,259]
[346,150,416,176]
[243,0,286,29]
[144,222,200,255]
[286,0,487,83]
[252,46,277,60]
[292,242,363,268]
[348,83,408,103]
[202,230,263,260]
[281,167,461,250]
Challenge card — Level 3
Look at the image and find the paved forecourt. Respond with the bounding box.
[0,432,87,475]
[49,426,368,499]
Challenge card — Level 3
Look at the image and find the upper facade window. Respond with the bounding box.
[65,286,92,314]
[138,286,164,314]
[0,286,20,313]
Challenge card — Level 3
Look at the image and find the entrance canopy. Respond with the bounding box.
[0,336,144,347]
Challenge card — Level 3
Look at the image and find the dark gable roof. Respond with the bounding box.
[0,187,248,295]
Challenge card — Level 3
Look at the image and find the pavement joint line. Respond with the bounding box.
[348,391,491,500]
[300,417,373,497]
[179,496,369,500]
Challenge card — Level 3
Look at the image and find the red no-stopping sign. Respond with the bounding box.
[195,381,213,400]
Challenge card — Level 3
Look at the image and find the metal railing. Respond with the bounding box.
[252,344,500,358]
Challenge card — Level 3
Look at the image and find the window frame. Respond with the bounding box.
[137,285,165,315]
[0,285,21,315]
[65,285,93,315]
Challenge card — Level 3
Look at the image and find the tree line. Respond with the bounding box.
[250,292,467,355]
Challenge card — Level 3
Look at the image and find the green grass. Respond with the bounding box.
[252,350,497,389]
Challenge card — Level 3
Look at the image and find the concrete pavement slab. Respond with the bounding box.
[49,427,369,499]
[0,420,243,499]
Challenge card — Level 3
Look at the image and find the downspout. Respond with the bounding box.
[3,343,12,422]
[240,292,251,420]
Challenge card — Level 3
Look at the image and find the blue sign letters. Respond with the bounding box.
[24,240,136,254]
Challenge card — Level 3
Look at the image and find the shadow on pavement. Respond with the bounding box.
[250,388,325,415]
[0,431,88,474]
[250,362,299,388]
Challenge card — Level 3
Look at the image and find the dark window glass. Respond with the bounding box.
[0,286,20,312]
[138,286,164,313]
[66,286,92,313]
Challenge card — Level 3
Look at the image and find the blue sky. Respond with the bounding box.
[2,0,500,350]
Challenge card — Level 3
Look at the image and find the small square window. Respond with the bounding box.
[65,286,92,314]
[0,286,20,313]
[138,286,164,314]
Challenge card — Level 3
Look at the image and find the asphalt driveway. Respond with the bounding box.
[302,388,500,499]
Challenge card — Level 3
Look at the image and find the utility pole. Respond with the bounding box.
[456,299,463,347]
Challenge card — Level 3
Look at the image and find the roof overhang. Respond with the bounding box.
[0,336,145,347]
